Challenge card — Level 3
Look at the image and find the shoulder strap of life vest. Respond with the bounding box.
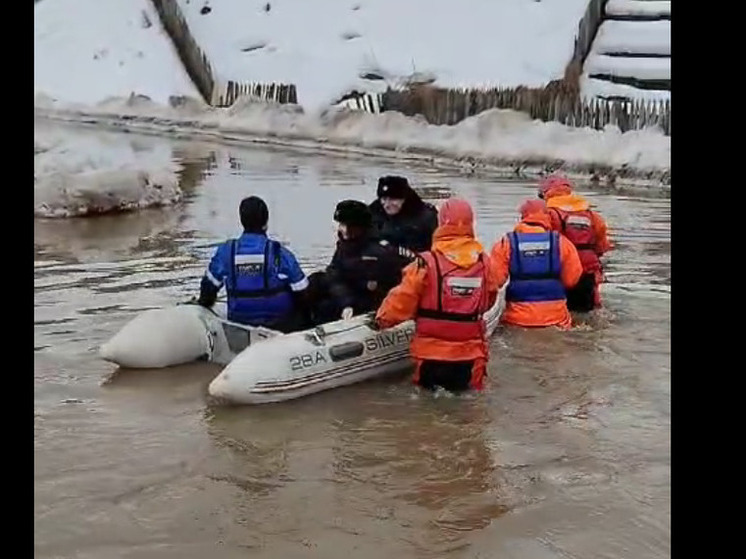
[229,239,238,292]
[262,240,282,290]
[228,238,287,297]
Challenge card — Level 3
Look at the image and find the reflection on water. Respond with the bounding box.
[34,122,670,559]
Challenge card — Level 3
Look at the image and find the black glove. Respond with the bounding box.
[197,293,216,308]
[379,240,416,261]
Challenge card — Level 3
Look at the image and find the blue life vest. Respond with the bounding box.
[505,231,565,303]
[226,236,293,325]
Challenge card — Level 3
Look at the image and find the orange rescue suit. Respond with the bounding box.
[489,212,583,329]
[376,223,500,389]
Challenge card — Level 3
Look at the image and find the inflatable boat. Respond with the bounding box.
[208,294,504,405]
[99,302,278,369]
[100,294,504,405]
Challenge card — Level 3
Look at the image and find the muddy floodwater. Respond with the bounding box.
[34,122,670,559]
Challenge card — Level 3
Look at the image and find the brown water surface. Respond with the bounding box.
[34,122,670,559]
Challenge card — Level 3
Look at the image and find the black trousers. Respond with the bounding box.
[565,273,597,313]
[269,307,311,334]
[304,271,340,325]
[304,271,382,326]
[417,360,476,392]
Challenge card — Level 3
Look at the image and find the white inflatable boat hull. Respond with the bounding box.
[208,294,505,405]
[99,303,276,368]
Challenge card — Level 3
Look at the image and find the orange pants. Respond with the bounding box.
[413,358,487,392]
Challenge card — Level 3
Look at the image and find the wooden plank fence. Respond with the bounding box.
[149,0,297,107]
[572,0,610,70]
[149,0,215,104]
[335,93,383,114]
[212,81,298,107]
[380,86,670,135]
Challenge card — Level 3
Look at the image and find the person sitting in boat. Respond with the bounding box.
[369,175,438,253]
[489,199,583,329]
[538,173,613,312]
[374,198,500,393]
[307,199,413,324]
[197,196,310,333]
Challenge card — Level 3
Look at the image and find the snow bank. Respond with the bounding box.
[606,0,671,18]
[34,94,671,186]
[177,0,590,110]
[35,124,182,218]
[580,77,670,102]
[585,54,670,81]
[35,170,181,218]
[34,0,199,105]
[593,20,671,56]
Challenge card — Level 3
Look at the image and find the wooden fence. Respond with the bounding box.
[149,0,297,107]
[380,86,670,135]
[571,0,610,70]
[149,0,215,104]
[212,81,298,106]
[335,92,383,114]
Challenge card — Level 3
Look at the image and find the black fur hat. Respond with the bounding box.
[334,199,372,228]
[376,175,411,199]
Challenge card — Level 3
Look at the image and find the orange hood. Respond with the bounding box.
[514,212,551,233]
[546,193,590,212]
[432,224,484,268]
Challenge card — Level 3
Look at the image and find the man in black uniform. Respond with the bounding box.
[369,175,438,253]
[307,200,414,324]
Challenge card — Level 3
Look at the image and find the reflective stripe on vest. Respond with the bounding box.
[506,231,566,303]
[551,207,602,273]
[415,251,487,341]
[551,208,596,251]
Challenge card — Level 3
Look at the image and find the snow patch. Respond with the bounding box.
[35,170,181,218]
[580,77,670,102]
[167,94,211,114]
[585,54,670,82]
[175,0,591,110]
[34,124,183,218]
[34,0,200,105]
[35,95,671,186]
[592,20,670,56]
[606,0,671,18]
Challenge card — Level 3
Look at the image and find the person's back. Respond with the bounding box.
[375,197,499,392]
[217,234,296,325]
[198,196,309,332]
[490,200,583,329]
[539,174,612,311]
[369,175,438,253]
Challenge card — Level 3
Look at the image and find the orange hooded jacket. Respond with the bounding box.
[489,211,583,329]
[545,192,613,258]
[376,199,500,362]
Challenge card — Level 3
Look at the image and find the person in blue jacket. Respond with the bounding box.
[197,196,310,333]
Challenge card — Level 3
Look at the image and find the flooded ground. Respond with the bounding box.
[34,121,670,559]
